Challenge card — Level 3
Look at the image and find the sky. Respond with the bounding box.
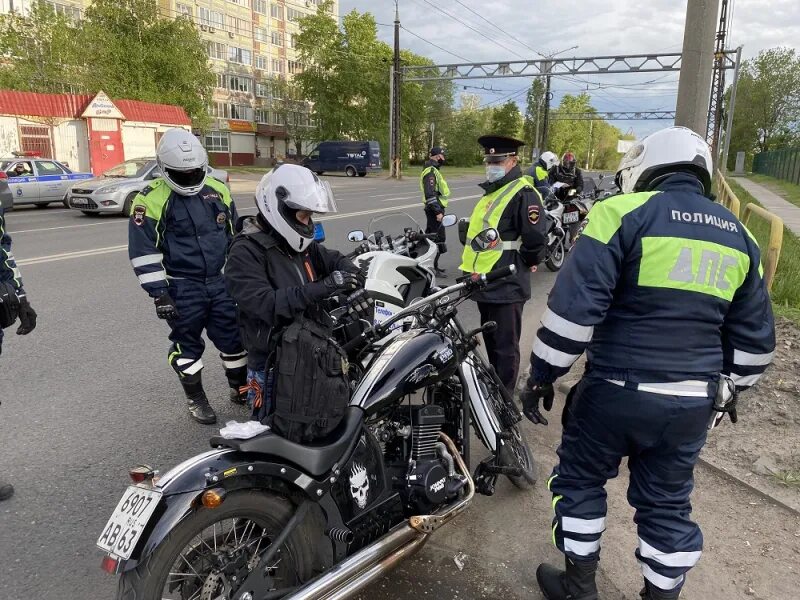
[338,0,800,140]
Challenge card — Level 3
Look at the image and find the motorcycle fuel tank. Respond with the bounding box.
[351,329,459,414]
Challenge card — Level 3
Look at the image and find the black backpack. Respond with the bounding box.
[261,315,351,444]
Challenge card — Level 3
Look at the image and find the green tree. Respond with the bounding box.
[0,0,214,126]
[438,94,492,167]
[726,47,800,169]
[490,101,523,138]
[270,78,316,157]
[81,0,214,126]
[0,2,81,93]
[296,1,452,167]
[522,79,546,154]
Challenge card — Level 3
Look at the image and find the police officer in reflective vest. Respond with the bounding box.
[0,202,37,502]
[520,127,776,600]
[128,129,248,425]
[420,146,450,275]
[460,135,547,391]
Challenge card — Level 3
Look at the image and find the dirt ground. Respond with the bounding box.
[703,317,800,512]
[352,319,800,600]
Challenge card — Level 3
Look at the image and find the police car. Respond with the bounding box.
[0,152,95,208]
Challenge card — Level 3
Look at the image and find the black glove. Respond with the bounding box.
[520,381,554,426]
[345,288,373,321]
[154,292,179,321]
[323,270,360,293]
[16,296,37,335]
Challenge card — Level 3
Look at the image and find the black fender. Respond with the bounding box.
[119,448,349,572]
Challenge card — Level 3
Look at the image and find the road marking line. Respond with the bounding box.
[17,245,128,266]
[12,221,126,234]
[15,195,481,266]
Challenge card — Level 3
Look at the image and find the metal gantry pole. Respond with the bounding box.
[391,2,402,179]
[721,46,743,174]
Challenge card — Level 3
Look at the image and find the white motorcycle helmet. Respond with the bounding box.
[540,151,558,170]
[616,126,713,196]
[256,165,338,252]
[156,128,209,196]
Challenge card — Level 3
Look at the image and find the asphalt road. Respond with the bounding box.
[0,173,562,600]
[2,173,795,600]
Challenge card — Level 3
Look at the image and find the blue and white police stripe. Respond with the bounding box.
[727,347,774,389]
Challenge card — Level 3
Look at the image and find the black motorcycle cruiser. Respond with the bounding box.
[98,254,533,600]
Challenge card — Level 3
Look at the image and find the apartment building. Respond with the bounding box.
[0,0,338,166]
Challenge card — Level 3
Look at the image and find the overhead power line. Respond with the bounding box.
[413,0,527,59]
[450,0,543,57]
[399,24,473,63]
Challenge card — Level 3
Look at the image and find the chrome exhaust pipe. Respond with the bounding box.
[287,433,472,600]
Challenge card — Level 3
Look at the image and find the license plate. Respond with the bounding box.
[97,486,162,559]
[70,197,90,207]
[563,211,580,224]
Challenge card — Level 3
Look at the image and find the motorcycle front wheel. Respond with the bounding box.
[116,491,313,600]
[545,238,565,271]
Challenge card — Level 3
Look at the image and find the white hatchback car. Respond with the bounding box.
[68,158,229,216]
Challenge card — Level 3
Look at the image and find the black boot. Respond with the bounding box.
[639,580,681,599]
[181,373,217,425]
[225,363,248,406]
[0,480,14,501]
[536,557,598,600]
[229,387,248,405]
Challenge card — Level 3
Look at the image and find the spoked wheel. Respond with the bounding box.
[116,492,313,600]
[498,424,537,489]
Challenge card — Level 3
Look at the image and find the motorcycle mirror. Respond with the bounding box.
[347,230,365,242]
[598,173,605,180]
[441,214,457,227]
[568,189,577,197]
[471,228,500,252]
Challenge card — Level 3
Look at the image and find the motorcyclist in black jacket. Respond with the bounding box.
[549,151,585,199]
[225,165,364,413]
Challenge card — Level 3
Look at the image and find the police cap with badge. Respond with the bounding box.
[478,135,526,163]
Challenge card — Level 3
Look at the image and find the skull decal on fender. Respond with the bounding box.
[349,463,370,510]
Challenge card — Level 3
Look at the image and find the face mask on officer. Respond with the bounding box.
[485,156,515,183]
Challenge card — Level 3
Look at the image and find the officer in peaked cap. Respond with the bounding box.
[459,134,548,392]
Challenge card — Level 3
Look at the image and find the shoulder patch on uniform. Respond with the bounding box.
[132,205,146,226]
[528,204,540,224]
[216,212,226,225]
[140,185,153,196]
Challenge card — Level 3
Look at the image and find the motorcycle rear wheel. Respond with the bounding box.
[498,424,537,489]
[116,491,313,600]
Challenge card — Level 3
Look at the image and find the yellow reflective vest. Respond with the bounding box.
[459,176,536,273]
[420,165,451,208]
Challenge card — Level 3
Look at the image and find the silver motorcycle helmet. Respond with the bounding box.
[156,128,209,196]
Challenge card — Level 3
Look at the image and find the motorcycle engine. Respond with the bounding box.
[379,404,465,513]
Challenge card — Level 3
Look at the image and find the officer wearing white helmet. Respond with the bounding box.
[128,128,248,424]
[520,126,775,599]
[225,165,366,418]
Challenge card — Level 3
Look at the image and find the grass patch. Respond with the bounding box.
[747,174,800,209]
[771,469,800,488]
[225,166,270,175]
[726,178,800,320]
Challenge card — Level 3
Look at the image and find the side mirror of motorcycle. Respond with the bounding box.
[598,173,605,180]
[348,230,365,242]
[441,214,457,227]
[568,188,577,197]
[471,228,500,252]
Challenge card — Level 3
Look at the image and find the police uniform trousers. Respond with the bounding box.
[547,377,713,593]
[167,276,247,389]
[477,302,523,391]
[425,208,447,255]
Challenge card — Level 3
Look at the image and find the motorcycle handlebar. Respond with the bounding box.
[484,264,517,283]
